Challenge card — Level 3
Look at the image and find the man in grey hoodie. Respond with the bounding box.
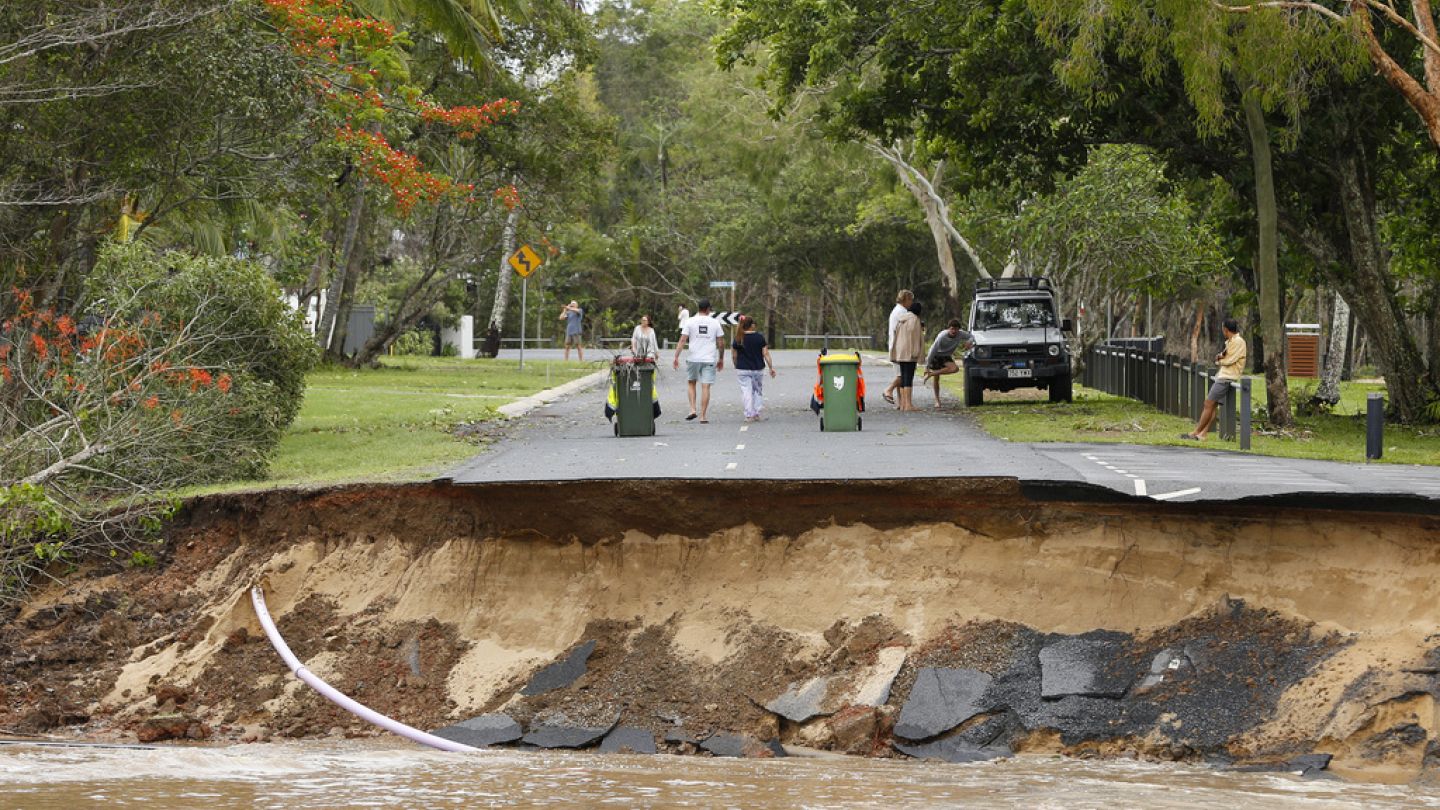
[922,319,972,409]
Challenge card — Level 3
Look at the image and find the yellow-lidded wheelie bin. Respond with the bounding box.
[818,352,862,432]
[608,356,657,436]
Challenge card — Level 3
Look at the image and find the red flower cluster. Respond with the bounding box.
[260,0,524,217]
[260,0,395,57]
[2,289,234,428]
[493,184,522,211]
[336,127,453,215]
[419,98,522,139]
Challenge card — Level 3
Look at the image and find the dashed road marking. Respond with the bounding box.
[1134,479,1148,497]
[736,444,746,450]
[725,462,738,470]
[740,425,749,432]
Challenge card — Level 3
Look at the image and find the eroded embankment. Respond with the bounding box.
[3,480,1439,781]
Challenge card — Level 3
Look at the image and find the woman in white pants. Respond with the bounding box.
[731,315,775,420]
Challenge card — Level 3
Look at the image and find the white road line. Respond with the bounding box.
[1134,479,1147,496]
[740,425,749,432]
[736,444,746,450]
[1152,487,1202,501]
[1114,469,1128,474]
[725,462,738,470]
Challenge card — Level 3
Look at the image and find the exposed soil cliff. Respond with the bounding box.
[3,480,1438,782]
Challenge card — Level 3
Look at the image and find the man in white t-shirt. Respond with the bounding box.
[672,298,726,423]
[882,289,914,406]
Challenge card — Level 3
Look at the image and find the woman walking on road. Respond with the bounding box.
[631,314,659,361]
[732,315,775,421]
[889,301,924,412]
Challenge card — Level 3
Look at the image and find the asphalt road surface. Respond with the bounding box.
[446,349,1440,504]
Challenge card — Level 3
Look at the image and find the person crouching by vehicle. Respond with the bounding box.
[732,315,776,421]
[889,301,924,412]
[922,319,972,409]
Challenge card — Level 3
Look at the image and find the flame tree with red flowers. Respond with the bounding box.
[256,0,525,361]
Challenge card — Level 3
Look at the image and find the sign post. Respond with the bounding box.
[709,280,736,314]
[509,244,544,372]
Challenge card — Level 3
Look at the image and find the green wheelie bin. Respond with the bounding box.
[609,356,657,437]
[818,352,862,432]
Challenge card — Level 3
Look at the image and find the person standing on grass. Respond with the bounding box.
[673,298,726,423]
[889,300,924,412]
[1182,317,1247,441]
[631,314,659,361]
[732,314,776,421]
[922,319,972,409]
[559,300,584,361]
[883,289,914,406]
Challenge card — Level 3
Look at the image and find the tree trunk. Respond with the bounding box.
[1242,95,1294,428]
[1333,149,1437,421]
[318,174,367,351]
[486,204,521,335]
[1189,300,1205,363]
[867,141,991,317]
[1352,2,1440,151]
[1314,292,1350,405]
[328,202,374,364]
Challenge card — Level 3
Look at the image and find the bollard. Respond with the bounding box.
[1220,377,1236,441]
[1239,378,1252,450]
[1366,393,1384,460]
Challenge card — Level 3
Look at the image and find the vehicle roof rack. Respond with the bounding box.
[974,277,1053,294]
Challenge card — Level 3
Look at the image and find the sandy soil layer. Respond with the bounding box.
[2,480,1437,781]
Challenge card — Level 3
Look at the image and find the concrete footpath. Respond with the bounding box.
[445,349,1440,504]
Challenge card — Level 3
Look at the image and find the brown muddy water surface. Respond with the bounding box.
[2,741,1438,809]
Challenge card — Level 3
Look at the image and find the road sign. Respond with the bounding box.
[712,311,742,325]
[509,244,543,277]
[708,280,736,289]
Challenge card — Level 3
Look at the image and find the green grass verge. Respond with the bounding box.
[952,378,1440,466]
[187,356,599,494]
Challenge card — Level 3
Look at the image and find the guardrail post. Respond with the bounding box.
[1239,378,1252,450]
[1169,357,1181,415]
[1220,377,1236,441]
[1366,393,1384,460]
[1198,364,1209,417]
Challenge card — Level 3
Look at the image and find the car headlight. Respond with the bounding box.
[975,346,990,359]
[1047,344,1061,357]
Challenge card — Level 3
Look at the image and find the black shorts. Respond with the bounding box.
[898,361,917,388]
[927,354,954,371]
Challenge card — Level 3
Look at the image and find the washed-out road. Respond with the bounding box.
[445,349,1440,505]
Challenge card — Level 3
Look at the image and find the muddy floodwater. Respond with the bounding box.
[1,742,1438,809]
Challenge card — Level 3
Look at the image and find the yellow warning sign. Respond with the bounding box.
[508,244,544,277]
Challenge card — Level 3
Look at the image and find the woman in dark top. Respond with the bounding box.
[731,315,775,421]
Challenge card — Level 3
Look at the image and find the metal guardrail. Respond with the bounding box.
[1084,344,1252,449]
[782,334,876,350]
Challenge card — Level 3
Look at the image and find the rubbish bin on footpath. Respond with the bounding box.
[607,356,658,437]
[817,352,863,432]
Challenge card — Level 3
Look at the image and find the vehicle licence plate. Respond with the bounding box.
[1007,368,1032,379]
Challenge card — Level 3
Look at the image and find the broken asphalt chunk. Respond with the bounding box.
[599,726,657,755]
[521,710,618,749]
[430,713,523,747]
[521,639,597,696]
[894,667,993,741]
[1039,637,1132,699]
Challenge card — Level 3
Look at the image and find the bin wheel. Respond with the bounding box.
[613,422,618,437]
[820,417,826,432]
[857,416,862,431]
